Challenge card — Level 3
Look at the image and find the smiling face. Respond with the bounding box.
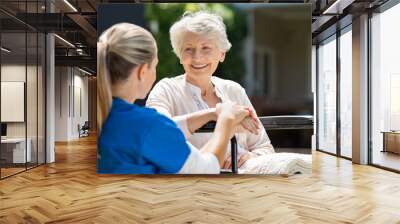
[179,31,226,81]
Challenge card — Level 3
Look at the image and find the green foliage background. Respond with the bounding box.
[145,3,247,84]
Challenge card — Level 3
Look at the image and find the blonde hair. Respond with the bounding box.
[97,23,156,132]
[170,11,231,58]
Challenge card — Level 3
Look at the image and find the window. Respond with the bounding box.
[370,2,400,171]
[0,1,47,179]
[317,35,337,154]
[339,27,352,158]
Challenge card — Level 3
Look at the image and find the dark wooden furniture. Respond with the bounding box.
[382,131,400,154]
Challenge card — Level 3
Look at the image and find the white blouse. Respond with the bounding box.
[147,74,275,160]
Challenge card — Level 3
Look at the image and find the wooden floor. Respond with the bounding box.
[1,163,45,178]
[1,135,400,223]
[1,167,26,178]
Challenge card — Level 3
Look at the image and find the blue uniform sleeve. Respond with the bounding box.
[141,115,191,174]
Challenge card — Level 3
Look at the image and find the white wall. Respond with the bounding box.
[55,66,69,141]
[55,67,89,141]
[1,65,26,141]
[73,73,89,137]
[1,65,38,138]
[1,64,46,164]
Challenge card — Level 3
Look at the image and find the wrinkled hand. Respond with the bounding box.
[237,109,260,135]
[223,151,258,169]
[216,102,249,122]
[216,103,260,135]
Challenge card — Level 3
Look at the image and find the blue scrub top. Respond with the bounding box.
[97,97,191,174]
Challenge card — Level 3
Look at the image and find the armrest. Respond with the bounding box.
[259,115,313,130]
[196,121,217,133]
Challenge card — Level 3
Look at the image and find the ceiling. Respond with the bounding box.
[0,0,391,75]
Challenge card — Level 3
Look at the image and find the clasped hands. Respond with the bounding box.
[215,102,261,169]
[215,102,261,136]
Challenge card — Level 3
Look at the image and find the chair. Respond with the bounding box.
[196,121,238,173]
[259,115,314,130]
[78,121,90,138]
[196,115,313,174]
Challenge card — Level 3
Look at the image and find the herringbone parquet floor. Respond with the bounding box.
[1,135,400,224]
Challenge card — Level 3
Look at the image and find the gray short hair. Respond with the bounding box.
[169,11,232,58]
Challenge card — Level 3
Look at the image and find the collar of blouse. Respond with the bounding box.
[184,75,224,109]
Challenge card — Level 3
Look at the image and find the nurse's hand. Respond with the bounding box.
[219,105,260,135]
[216,102,249,124]
[210,102,254,167]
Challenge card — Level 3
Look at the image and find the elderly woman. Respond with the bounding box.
[146,11,275,172]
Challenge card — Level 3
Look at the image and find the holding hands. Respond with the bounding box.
[215,102,260,137]
[215,102,261,169]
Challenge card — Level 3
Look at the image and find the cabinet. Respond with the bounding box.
[0,138,31,165]
[382,132,400,154]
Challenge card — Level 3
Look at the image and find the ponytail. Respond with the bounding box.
[97,43,112,133]
[97,23,156,133]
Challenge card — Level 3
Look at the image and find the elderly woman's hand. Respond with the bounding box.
[215,102,249,125]
[215,103,260,135]
[238,108,260,135]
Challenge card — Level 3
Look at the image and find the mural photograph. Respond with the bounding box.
[96,3,313,175]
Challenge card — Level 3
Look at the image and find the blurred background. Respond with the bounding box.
[98,3,313,150]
